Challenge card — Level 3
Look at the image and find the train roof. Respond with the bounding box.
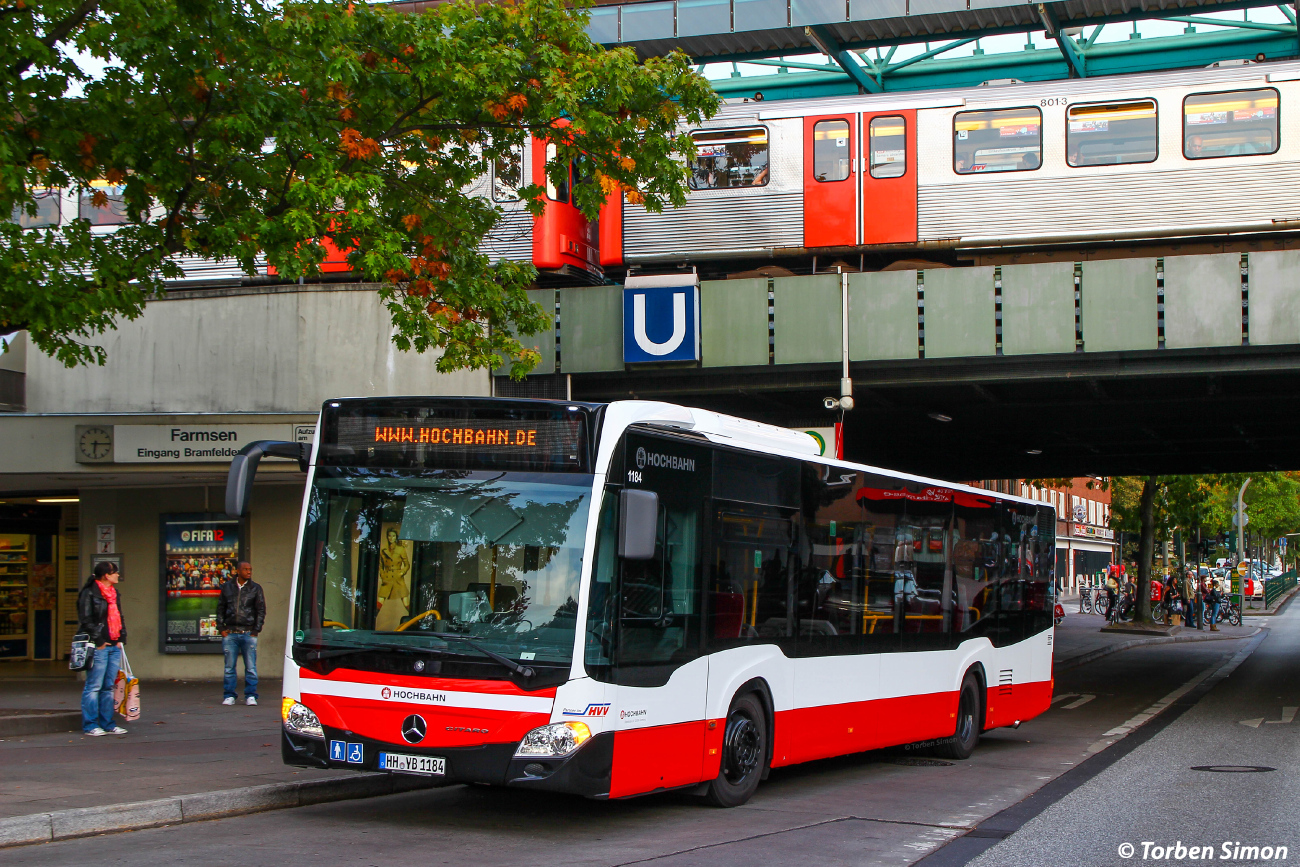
[702,56,1300,124]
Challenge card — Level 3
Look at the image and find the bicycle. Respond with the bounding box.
[1079,586,1094,615]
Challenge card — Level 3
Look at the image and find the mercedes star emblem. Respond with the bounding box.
[401,714,427,744]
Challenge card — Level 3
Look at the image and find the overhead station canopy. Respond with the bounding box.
[586,0,1289,60]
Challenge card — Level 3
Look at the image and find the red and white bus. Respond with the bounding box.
[227,397,1055,806]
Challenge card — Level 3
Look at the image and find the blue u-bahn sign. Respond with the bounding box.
[623,282,700,364]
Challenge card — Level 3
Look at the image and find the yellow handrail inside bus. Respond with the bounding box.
[322,620,349,629]
[860,612,945,633]
[396,609,441,631]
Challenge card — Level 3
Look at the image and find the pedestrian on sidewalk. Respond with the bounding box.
[78,561,129,736]
[216,561,266,706]
[1206,580,1224,631]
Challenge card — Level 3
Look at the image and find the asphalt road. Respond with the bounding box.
[965,602,1299,867]
[3,634,1267,867]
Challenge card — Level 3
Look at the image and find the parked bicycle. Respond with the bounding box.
[1079,586,1095,615]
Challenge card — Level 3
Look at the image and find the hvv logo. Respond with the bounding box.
[622,278,700,364]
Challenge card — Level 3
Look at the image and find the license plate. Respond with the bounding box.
[378,752,445,776]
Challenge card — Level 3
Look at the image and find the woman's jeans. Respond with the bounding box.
[222,632,259,699]
[1209,602,1221,626]
[82,644,122,732]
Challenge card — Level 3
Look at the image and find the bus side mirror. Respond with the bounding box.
[618,489,659,560]
[225,440,311,517]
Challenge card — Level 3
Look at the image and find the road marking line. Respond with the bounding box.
[1264,706,1297,724]
[1085,659,1223,754]
[1062,695,1096,709]
[1051,693,1078,705]
[1239,718,1264,728]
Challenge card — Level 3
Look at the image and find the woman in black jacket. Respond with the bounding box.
[77,561,128,736]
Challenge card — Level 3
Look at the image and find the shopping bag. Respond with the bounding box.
[114,649,141,721]
[69,633,94,672]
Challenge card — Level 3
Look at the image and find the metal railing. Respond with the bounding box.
[1264,570,1297,609]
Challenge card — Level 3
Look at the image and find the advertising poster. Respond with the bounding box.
[160,514,242,653]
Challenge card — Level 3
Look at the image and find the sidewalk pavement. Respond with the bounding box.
[0,614,1270,848]
[1054,609,1261,671]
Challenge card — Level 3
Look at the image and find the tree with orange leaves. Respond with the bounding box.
[2,0,717,374]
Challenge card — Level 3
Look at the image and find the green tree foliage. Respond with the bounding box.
[2,0,718,370]
[1107,473,1300,620]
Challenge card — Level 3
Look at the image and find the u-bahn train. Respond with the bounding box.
[19,59,1298,284]
[479,56,1300,276]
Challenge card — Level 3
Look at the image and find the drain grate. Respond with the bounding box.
[892,757,955,767]
[1190,765,1276,773]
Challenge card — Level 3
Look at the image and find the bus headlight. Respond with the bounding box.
[514,721,591,757]
[282,698,325,739]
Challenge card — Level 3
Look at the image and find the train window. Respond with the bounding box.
[78,183,128,226]
[492,146,523,202]
[1183,88,1279,159]
[953,107,1041,174]
[544,143,569,204]
[869,116,906,179]
[812,119,851,182]
[1066,100,1157,167]
[688,127,770,190]
[11,189,61,228]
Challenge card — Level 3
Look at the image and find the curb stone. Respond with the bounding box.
[0,772,439,849]
[1056,626,1263,672]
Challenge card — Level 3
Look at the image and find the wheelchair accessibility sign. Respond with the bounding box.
[330,740,365,764]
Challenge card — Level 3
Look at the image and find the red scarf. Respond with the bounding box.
[98,579,122,641]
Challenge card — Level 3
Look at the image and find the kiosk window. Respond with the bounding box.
[689,127,770,189]
[954,108,1041,174]
[869,116,906,179]
[1184,88,1279,159]
[1067,100,1157,167]
[812,119,851,182]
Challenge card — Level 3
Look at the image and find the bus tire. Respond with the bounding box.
[936,673,981,760]
[704,692,767,807]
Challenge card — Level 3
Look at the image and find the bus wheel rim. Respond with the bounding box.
[724,714,761,782]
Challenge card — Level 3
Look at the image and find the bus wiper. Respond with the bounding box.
[434,634,535,678]
[295,640,424,661]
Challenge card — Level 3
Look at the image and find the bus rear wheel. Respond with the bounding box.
[935,674,982,760]
[704,693,767,807]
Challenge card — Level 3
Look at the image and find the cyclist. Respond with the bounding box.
[1205,580,1224,631]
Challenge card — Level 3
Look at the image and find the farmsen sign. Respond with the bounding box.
[75,424,316,464]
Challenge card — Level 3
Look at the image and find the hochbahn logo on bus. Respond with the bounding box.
[379,686,447,703]
[635,447,696,472]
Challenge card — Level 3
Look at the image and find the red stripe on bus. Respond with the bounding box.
[609,721,708,798]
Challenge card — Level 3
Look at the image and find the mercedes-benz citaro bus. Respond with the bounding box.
[225,397,1055,807]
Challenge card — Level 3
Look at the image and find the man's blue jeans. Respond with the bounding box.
[222,632,258,700]
[1209,602,1221,627]
[82,643,122,732]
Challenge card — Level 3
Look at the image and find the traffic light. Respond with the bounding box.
[1226,530,1237,550]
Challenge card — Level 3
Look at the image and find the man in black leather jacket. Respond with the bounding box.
[216,561,266,706]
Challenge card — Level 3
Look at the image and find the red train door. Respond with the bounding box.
[861,110,917,245]
[803,114,857,248]
[531,138,600,273]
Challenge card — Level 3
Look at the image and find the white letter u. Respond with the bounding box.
[633,292,687,356]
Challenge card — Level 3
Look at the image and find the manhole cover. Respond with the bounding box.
[892,757,955,767]
[1190,765,1276,773]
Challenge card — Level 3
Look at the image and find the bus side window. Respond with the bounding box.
[797,464,873,656]
[953,492,998,640]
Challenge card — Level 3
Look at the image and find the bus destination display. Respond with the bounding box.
[330,414,587,471]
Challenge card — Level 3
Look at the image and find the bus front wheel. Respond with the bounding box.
[704,693,767,807]
[936,673,982,760]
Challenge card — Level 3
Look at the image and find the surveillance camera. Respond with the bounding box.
[823,397,839,411]
[839,395,855,411]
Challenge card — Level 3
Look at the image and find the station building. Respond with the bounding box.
[0,283,486,678]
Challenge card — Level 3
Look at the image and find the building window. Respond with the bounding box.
[953,107,1041,174]
[688,127,770,189]
[1184,88,1279,159]
[1066,99,1158,167]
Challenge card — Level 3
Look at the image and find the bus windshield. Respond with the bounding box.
[293,469,594,675]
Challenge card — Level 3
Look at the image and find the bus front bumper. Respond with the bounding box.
[282,728,614,798]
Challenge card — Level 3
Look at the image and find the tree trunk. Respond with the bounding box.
[1136,475,1158,624]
